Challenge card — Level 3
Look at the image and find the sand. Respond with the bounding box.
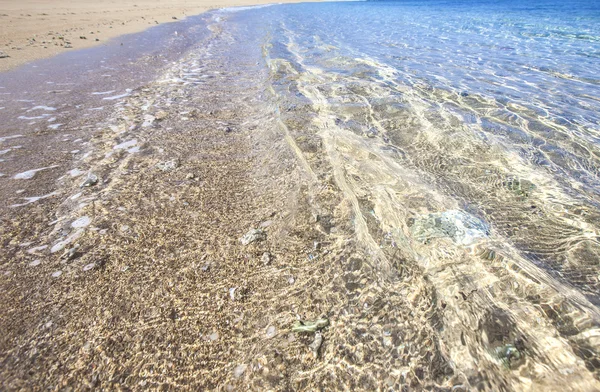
[0,0,318,72]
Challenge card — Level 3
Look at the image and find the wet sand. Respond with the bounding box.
[0,0,320,72]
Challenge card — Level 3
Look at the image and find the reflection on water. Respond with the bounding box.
[233,0,600,388]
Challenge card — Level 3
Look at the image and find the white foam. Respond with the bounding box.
[13,165,60,180]
[0,135,23,143]
[69,168,84,177]
[50,229,84,253]
[28,106,56,112]
[48,123,63,130]
[103,91,131,101]
[218,4,275,13]
[18,115,49,120]
[11,191,58,207]
[113,139,137,150]
[92,90,116,95]
[71,216,91,228]
[27,245,48,254]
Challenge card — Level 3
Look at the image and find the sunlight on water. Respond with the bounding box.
[221,0,600,388]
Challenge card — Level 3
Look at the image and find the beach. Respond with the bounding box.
[0,0,320,72]
[1,0,600,390]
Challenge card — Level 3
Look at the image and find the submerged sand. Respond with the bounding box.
[2,2,600,391]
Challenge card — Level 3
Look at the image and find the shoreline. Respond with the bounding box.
[0,0,319,72]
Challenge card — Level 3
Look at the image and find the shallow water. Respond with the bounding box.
[222,0,600,388]
[2,0,600,389]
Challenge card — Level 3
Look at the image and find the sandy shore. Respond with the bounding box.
[0,0,317,72]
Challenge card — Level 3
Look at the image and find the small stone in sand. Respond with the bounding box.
[51,270,62,278]
[156,160,178,172]
[233,364,247,378]
[82,263,95,272]
[60,244,80,261]
[208,331,219,341]
[80,173,98,188]
[265,325,276,338]
[240,228,266,245]
[261,252,271,265]
[0,51,9,59]
[309,332,324,358]
[155,111,168,120]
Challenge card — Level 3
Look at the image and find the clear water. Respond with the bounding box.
[3,0,600,389]
[215,0,600,388]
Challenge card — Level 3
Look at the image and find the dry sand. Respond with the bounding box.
[0,0,318,72]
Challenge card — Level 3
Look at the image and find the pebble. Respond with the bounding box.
[261,252,271,265]
[0,51,9,58]
[265,325,276,338]
[82,263,95,272]
[80,173,99,188]
[240,228,266,245]
[208,331,219,341]
[233,364,247,378]
[309,332,324,358]
[60,244,80,260]
[156,160,178,172]
[51,270,62,278]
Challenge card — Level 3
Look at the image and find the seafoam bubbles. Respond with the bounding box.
[11,191,58,208]
[71,216,91,228]
[0,134,24,143]
[13,165,60,180]
[69,168,84,177]
[103,89,132,101]
[113,139,137,150]
[29,259,42,267]
[50,228,84,253]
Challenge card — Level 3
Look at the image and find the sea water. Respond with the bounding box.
[215,0,600,387]
[233,0,600,297]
